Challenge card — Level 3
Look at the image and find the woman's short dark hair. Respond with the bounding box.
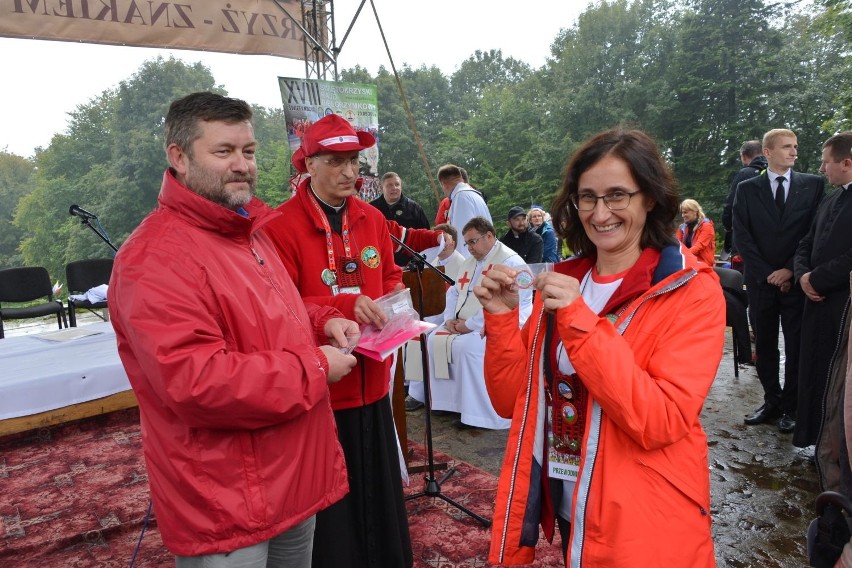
[551,128,679,255]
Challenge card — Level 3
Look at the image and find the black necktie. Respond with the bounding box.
[775,177,786,213]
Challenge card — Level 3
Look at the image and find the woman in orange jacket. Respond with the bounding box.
[676,198,716,266]
[474,129,725,567]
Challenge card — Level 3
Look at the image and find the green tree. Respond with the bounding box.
[378,65,455,217]
[341,64,454,218]
[0,151,35,267]
[813,0,852,133]
[252,105,291,207]
[661,0,778,223]
[761,11,851,172]
[544,0,675,142]
[448,49,532,122]
[15,58,220,284]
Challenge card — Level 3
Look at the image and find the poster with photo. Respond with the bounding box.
[278,77,380,201]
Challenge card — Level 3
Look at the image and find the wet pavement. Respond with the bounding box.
[406,330,818,567]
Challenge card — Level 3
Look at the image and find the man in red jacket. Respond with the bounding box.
[265,114,413,567]
[109,92,358,566]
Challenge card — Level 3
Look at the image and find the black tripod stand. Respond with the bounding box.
[390,235,491,527]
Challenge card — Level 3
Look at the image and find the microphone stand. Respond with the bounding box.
[75,216,118,253]
[390,234,491,527]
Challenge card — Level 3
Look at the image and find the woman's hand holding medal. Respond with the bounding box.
[475,263,581,314]
[535,272,581,312]
[474,264,520,315]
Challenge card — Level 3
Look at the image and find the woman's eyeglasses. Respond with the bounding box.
[570,190,640,211]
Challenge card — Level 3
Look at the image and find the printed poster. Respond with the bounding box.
[278,77,380,201]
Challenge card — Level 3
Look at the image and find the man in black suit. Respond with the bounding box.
[369,172,430,266]
[793,131,852,448]
[722,140,768,258]
[733,128,825,433]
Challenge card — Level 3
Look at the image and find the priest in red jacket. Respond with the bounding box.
[264,114,413,568]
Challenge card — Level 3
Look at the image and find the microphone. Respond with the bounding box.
[69,204,98,220]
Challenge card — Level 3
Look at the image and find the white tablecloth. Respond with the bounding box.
[0,322,130,420]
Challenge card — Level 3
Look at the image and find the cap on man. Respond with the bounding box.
[499,206,543,264]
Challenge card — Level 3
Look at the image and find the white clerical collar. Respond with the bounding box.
[310,184,346,212]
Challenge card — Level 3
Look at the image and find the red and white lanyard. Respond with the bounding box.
[307,190,352,274]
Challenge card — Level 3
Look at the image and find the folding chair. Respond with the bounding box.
[0,266,67,338]
[65,258,113,327]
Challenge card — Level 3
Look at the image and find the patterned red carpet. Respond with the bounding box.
[405,444,564,567]
[0,408,564,567]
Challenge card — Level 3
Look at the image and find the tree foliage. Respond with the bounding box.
[0,151,35,267]
[11,58,284,286]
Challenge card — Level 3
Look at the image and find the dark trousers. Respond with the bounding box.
[747,281,804,414]
[312,396,412,568]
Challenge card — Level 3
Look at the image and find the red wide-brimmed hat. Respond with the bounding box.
[291,114,376,173]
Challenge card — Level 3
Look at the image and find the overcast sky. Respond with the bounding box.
[0,1,587,158]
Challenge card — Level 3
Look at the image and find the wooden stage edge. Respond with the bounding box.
[0,390,139,437]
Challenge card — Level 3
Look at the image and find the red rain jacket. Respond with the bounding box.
[110,170,348,555]
[484,245,723,566]
[265,177,403,410]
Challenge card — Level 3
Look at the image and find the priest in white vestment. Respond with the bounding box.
[408,216,533,429]
[437,164,493,258]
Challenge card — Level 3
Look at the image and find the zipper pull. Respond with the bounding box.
[250,247,265,266]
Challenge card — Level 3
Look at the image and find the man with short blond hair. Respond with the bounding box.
[733,128,825,433]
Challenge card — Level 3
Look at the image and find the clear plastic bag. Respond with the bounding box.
[356,288,436,361]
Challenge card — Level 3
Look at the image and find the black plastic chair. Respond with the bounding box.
[65,258,113,327]
[713,266,748,378]
[0,266,67,338]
